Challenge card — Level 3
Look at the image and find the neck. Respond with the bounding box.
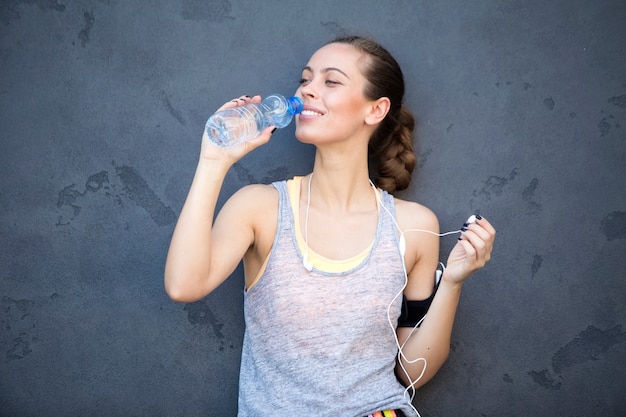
[307,147,375,212]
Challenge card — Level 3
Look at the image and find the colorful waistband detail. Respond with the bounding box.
[368,410,397,417]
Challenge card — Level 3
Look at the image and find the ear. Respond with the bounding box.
[364,97,391,126]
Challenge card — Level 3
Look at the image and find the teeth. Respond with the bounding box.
[301,110,323,116]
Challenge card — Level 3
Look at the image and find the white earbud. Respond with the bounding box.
[466,214,477,224]
[303,255,313,272]
[398,233,406,256]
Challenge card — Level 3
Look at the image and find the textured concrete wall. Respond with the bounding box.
[1,1,625,416]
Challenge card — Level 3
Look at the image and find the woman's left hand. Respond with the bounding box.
[443,215,496,286]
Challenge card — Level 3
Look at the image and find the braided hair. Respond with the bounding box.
[327,35,417,193]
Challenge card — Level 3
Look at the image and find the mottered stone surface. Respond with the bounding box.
[1,1,625,416]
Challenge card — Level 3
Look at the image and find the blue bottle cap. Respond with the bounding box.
[287,96,303,115]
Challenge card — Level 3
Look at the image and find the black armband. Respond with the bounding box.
[397,267,443,328]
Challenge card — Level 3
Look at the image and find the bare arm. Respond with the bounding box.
[164,95,274,302]
[394,206,496,389]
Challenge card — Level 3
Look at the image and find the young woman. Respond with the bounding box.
[165,36,496,417]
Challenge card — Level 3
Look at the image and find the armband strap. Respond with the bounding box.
[397,264,443,328]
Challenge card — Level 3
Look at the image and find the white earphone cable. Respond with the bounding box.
[303,173,313,272]
[371,180,464,415]
[302,177,461,415]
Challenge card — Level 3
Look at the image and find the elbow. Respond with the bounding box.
[163,256,213,303]
[441,344,451,363]
[164,273,205,304]
[164,283,190,303]
[399,344,452,389]
[165,285,202,304]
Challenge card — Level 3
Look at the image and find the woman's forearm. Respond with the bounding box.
[396,276,463,388]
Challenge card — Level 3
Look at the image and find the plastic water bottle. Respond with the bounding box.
[205,94,303,147]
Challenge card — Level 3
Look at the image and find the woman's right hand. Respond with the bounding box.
[199,95,275,165]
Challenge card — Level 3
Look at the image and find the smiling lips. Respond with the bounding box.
[299,106,324,119]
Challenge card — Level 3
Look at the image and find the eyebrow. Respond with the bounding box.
[302,66,350,79]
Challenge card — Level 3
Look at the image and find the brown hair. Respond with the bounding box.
[327,35,417,194]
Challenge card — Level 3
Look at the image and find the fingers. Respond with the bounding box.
[216,95,261,112]
[474,216,496,237]
[243,125,275,150]
[461,216,496,244]
[217,95,250,112]
[200,94,270,161]
[458,216,496,266]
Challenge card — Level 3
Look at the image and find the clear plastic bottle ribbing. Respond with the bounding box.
[205,94,303,147]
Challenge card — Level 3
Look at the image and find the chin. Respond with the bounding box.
[295,136,316,145]
[294,128,316,145]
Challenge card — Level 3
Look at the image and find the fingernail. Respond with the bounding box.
[245,95,251,98]
[271,127,277,134]
[476,214,483,220]
[457,237,463,241]
[463,223,469,227]
[461,227,467,232]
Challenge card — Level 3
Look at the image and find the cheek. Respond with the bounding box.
[331,101,367,129]
[333,92,367,115]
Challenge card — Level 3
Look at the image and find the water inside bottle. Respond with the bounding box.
[208,115,259,147]
[205,95,301,147]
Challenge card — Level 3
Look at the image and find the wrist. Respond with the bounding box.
[439,271,464,293]
[196,157,231,177]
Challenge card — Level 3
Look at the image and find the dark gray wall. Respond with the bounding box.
[1,1,625,416]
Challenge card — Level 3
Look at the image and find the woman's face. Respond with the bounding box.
[294,42,375,145]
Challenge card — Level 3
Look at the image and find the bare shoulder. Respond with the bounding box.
[232,182,279,228]
[227,183,278,211]
[393,197,439,233]
[214,182,279,252]
[216,183,278,231]
[393,198,441,298]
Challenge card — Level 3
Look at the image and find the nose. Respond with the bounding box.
[298,81,318,100]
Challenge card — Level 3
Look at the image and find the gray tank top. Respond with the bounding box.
[237,180,417,417]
